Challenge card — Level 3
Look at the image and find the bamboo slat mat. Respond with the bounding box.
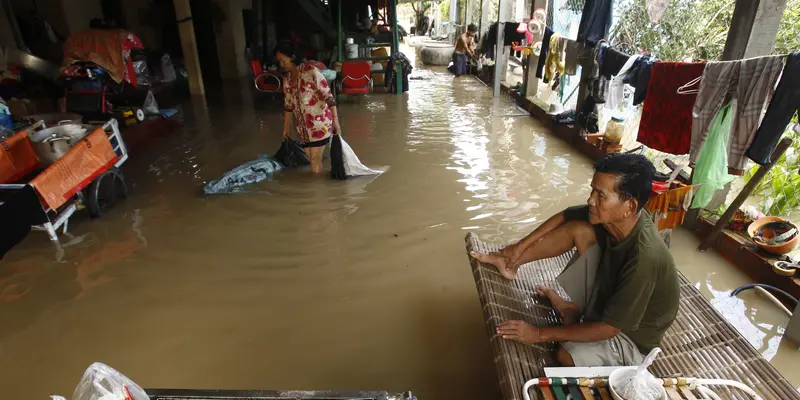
[466,232,800,400]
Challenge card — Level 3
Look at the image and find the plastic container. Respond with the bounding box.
[748,216,800,255]
[346,43,359,59]
[604,116,625,144]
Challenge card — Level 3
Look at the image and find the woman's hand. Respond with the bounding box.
[282,128,291,140]
[333,120,342,136]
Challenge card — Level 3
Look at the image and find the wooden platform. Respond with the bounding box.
[465,232,800,400]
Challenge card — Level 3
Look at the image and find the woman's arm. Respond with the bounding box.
[312,68,341,135]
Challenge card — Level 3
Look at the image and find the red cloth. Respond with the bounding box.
[636,62,706,155]
[62,29,144,85]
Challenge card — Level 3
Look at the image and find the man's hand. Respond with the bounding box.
[497,320,542,343]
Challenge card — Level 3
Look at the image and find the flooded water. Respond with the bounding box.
[2,55,798,399]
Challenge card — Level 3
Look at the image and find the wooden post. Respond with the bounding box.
[721,0,762,61]
[698,138,792,251]
[173,0,205,96]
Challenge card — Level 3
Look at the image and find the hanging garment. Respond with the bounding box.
[605,54,640,112]
[543,33,566,85]
[646,0,671,23]
[637,62,706,155]
[626,56,658,106]
[482,22,525,61]
[203,155,283,194]
[645,185,695,231]
[600,47,629,79]
[564,40,581,76]
[746,52,800,165]
[535,27,554,79]
[588,42,610,104]
[577,0,613,45]
[691,103,734,209]
[689,56,784,172]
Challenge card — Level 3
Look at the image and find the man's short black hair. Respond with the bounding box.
[467,23,478,33]
[274,40,298,59]
[593,153,655,211]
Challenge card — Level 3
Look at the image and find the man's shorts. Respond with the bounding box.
[556,244,646,367]
[562,331,645,367]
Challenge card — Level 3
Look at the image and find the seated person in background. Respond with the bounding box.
[449,24,478,77]
[472,153,679,367]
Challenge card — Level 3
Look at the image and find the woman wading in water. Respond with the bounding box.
[276,41,341,173]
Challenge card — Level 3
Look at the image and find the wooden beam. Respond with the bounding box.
[173,0,205,96]
[721,0,761,60]
[698,138,792,251]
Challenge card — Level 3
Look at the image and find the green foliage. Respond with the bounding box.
[746,117,800,218]
[773,0,800,55]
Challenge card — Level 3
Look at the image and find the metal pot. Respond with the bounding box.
[32,135,72,165]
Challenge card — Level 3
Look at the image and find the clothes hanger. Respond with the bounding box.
[677,76,702,95]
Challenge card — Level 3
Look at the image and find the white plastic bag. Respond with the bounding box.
[340,137,386,176]
[616,348,664,400]
[51,362,149,400]
[142,91,159,116]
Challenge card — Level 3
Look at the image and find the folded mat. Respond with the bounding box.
[465,232,800,400]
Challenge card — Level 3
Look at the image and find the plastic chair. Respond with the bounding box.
[250,60,281,93]
[337,61,373,97]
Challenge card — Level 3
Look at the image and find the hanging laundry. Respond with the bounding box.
[600,47,630,79]
[689,56,784,173]
[582,41,610,104]
[637,62,706,155]
[605,54,640,112]
[543,33,566,86]
[535,27,554,79]
[645,185,695,231]
[482,22,526,61]
[625,55,658,106]
[386,53,412,93]
[691,103,734,209]
[646,0,671,23]
[564,40,581,76]
[746,52,800,165]
[576,0,613,45]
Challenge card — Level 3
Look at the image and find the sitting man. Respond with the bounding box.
[449,24,478,77]
[472,153,679,367]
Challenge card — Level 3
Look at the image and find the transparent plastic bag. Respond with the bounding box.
[615,348,664,400]
[51,362,149,400]
[142,91,159,116]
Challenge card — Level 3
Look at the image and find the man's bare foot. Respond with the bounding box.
[470,251,518,280]
[536,286,580,324]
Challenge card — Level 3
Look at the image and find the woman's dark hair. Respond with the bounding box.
[593,153,655,211]
[274,41,298,60]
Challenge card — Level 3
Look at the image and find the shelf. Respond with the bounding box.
[345,56,391,62]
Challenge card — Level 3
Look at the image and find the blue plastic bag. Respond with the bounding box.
[203,155,283,194]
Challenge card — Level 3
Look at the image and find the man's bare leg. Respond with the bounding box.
[472,220,597,279]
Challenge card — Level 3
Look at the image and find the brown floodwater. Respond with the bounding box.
[1,54,798,399]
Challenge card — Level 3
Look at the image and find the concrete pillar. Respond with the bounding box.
[492,0,506,97]
[216,0,249,79]
[173,0,205,95]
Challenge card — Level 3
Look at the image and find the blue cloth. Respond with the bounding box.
[448,53,469,76]
[159,109,179,119]
[203,155,283,194]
